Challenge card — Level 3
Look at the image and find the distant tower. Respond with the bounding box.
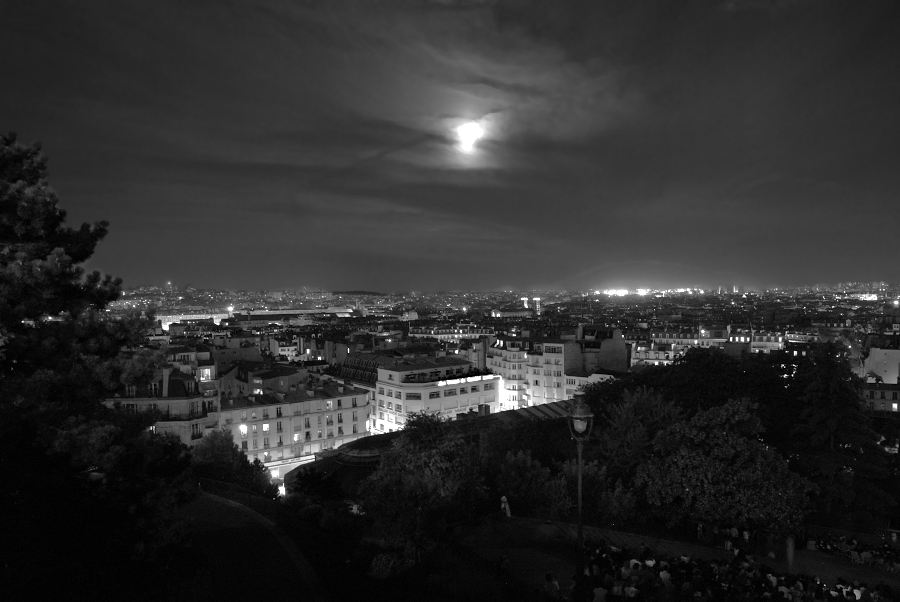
[532,297,542,316]
[521,297,530,308]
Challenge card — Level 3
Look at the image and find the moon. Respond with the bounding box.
[456,121,484,153]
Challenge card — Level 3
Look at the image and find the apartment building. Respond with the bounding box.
[487,338,529,410]
[372,355,499,432]
[408,322,497,344]
[218,378,371,478]
[103,367,219,447]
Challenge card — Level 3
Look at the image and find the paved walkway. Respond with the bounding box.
[178,493,328,601]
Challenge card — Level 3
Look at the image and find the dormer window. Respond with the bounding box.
[126,385,136,397]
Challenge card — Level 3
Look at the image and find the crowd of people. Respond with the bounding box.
[803,532,900,574]
[541,538,896,602]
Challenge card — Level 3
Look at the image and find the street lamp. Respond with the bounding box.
[567,391,594,578]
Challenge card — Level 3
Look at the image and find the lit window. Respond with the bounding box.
[263,423,269,432]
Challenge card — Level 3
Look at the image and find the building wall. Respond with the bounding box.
[373,374,499,431]
[865,348,900,384]
[219,389,370,478]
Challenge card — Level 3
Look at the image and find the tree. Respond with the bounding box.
[358,413,485,554]
[0,133,195,600]
[593,387,684,483]
[636,399,811,534]
[788,343,894,527]
[192,427,278,499]
[0,133,153,413]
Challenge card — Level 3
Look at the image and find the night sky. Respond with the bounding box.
[3,0,899,292]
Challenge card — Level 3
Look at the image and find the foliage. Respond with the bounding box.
[192,427,279,499]
[593,387,685,483]
[0,133,155,413]
[288,466,344,503]
[358,413,485,551]
[556,459,636,527]
[496,450,555,516]
[0,133,195,599]
[635,399,811,534]
[787,343,894,525]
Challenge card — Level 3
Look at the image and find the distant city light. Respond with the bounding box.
[456,121,484,153]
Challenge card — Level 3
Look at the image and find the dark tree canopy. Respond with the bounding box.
[0,133,197,600]
[0,131,150,414]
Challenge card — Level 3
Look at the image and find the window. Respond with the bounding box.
[263,423,269,432]
[566,378,576,385]
[262,410,269,419]
[378,388,384,395]
[352,397,358,407]
[317,430,322,439]
[388,374,394,381]
[379,399,385,407]
[470,386,478,393]
[459,388,466,394]
[293,433,300,442]
[252,438,258,449]
[251,411,257,419]
[276,407,282,418]
[555,382,561,388]
[305,431,311,442]
[337,413,343,424]
[327,429,334,438]
[276,421,282,432]
[387,402,393,411]
[534,380,540,386]
[444,389,456,397]
[379,412,385,420]
[241,411,247,420]
[304,418,310,428]
[241,441,248,451]
[252,424,257,433]
[352,410,358,421]
[263,437,269,448]
[406,393,421,400]
[326,400,333,410]
[338,427,344,436]
[277,435,283,446]
[396,404,402,413]
[484,383,494,390]
[387,390,393,398]
[429,391,440,399]
[353,424,358,434]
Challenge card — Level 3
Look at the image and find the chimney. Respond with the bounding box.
[162,367,172,398]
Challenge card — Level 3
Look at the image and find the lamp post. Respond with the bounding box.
[567,391,594,579]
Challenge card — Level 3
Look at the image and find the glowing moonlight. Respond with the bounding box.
[456,121,484,153]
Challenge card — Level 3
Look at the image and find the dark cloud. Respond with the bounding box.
[1,0,898,290]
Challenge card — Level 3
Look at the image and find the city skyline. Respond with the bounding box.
[3,1,899,291]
